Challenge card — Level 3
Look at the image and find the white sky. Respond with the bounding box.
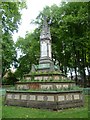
[13,0,62,42]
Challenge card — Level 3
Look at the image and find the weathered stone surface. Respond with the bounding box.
[16,82,75,90]
[58,96,65,101]
[17,85,29,90]
[24,73,67,81]
[74,94,80,100]
[7,94,12,99]
[37,96,44,101]
[14,94,20,100]
[21,95,27,100]
[47,96,54,101]
[25,77,31,80]
[40,85,53,89]
[63,85,68,88]
[35,76,42,80]
[5,91,84,110]
[53,75,60,80]
[66,94,73,100]
[56,85,62,89]
[29,95,36,100]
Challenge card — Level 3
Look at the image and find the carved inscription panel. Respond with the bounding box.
[58,96,65,101]
[7,94,12,99]
[40,85,53,89]
[47,96,54,101]
[21,95,27,100]
[29,95,36,100]
[37,96,44,101]
[74,94,80,100]
[14,94,20,100]
[63,85,68,88]
[66,94,72,100]
[56,85,62,89]
[41,42,47,57]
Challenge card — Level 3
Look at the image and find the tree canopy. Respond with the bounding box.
[2,2,26,76]
[2,2,90,87]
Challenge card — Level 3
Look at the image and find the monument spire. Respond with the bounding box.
[32,17,60,72]
[40,16,51,40]
[39,17,52,65]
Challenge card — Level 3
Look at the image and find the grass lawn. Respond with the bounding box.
[0,96,2,119]
[1,95,89,118]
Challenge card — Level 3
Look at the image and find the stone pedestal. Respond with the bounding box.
[5,90,84,110]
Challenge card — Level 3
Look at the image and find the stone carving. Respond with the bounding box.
[43,96,48,101]
[40,85,53,89]
[41,42,47,57]
[40,16,51,40]
[56,85,62,89]
[21,95,27,100]
[63,85,68,88]
[25,77,31,80]
[66,94,72,100]
[7,94,12,99]
[53,75,60,80]
[58,96,65,101]
[35,76,42,80]
[17,85,28,90]
[29,95,36,100]
[31,64,36,72]
[14,94,20,100]
[74,94,80,100]
[47,96,54,101]
[37,96,44,101]
[5,91,84,109]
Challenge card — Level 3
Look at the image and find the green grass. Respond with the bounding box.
[2,95,89,118]
[0,95,2,119]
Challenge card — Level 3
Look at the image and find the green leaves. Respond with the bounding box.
[32,2,90,86]
[2,2,26,77]
[15,29,40,78]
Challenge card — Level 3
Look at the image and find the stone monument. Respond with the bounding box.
[5,17,84,110]
[31,17,59,73]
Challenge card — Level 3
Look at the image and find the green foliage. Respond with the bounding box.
[2,33,16,76]
[15,29,40,78]
[2,70,18,85]
[33,2,90,87]
[13,2,90,87]
[2,2,26,76]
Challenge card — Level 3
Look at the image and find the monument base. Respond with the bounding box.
[24,72,67,81]
[5,90,84,110]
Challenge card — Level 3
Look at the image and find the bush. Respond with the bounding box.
[2,71,19,85]
[83,88,90,95]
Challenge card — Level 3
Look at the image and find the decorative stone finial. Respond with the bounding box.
[40,16,51,40]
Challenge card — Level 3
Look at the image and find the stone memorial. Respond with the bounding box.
[5,17,84,110]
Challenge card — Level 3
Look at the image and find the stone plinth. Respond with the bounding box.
[5,90,84,110]
[24,72,67,81]
[15,82,75,90]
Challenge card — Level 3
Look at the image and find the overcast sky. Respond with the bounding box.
[13,0,62,42]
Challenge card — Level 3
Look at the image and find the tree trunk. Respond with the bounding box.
[70,68,73,80]
[74,67,78,85]
[81,49,87,87]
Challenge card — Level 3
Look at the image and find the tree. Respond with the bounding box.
[14,2,90,87]
[1,2,26,76]
[33,2,90,87]
[15,29,40,79]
